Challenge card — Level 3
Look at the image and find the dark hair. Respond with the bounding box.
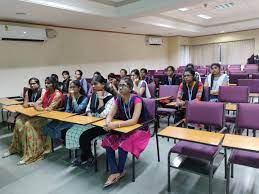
[131,69,140,78]
[28,77,40,86]
[51,74,59,82]
[108,73,117,80]
[75,70,83,76]
[210,63,221,89]
[166,66,175,72]
[184,68,196,77]
[70,80,85,95]
[121,77,134,91]
[186,63,195,70]
[45,76,59,90]
[92,74,117,96]
[92,74,106,85]
[93,71,101,76]
[120,69,127,75]
[62,71,70,76]
[140,68,148,74]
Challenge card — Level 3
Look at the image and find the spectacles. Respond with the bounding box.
[183,74,192,77]
[118,84,128,88]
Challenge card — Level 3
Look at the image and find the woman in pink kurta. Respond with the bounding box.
[102,77,151,187]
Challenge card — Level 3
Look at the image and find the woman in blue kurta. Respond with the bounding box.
[43,80,88,140]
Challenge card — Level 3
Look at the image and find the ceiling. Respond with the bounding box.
[0,0,259,37]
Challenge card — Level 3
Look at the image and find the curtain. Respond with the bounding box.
[221,39,255,64]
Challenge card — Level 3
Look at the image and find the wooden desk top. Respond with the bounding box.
[223,134,259,152]
[16,107,47,117]
[249,93,259,97]
[229,84,237,86]
[166,101,177,107]
[158,126,224,146]
[93,119,142,134]
[58,115,103,125]
[225,103,237,111]
[155,96,172,101]
[38,111,75,120]
[3,105,23,113]
[0,98,23,106]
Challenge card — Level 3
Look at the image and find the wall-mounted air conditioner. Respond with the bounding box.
[146,36,163,45]
[0,25,47,42]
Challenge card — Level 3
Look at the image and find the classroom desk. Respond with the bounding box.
[158,126,225,194]
[92,119,142,134]
[225,103,237,111]
[249,93,259,98]
[2,105,23,113]
[38,111,75,120]
[154,96,172,101]
[158,126,224,146]
[16,107,47,117]
[58,115,103,125]
[223,134,259,152]
[229,84,237,86]
[166,101,177,106]
[0,98,23,106]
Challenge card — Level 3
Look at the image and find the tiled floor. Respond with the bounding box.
[0,120,258,194]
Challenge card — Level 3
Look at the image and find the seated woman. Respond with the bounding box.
[186,63,201,82]
[174,68,204,124]
[204,63,229,102]
[108,73,119,96]
[102,77,151,187]
[6,78,45,124]
[3,76,64,165]
[75,69,88,96]
[130,69,151,98]
[43,80,88,141]
[65,75,114,165]
[61,70,72,94]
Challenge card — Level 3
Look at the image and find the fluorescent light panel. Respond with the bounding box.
[178,7,189,11]
[197,14,212,19]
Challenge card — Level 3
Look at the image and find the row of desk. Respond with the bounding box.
[158,126,259,152]
[0,100,142,134]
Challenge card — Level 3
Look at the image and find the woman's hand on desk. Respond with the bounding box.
[103,122,119,132]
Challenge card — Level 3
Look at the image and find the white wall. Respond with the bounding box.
[0,22,169,97]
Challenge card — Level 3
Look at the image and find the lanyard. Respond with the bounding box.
[123,97,132,120]
[31,92,37,102]
[187,87,193,101]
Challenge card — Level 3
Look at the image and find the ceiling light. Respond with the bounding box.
[215,3,234,10]
[197,14,212,19]
[178,8,189,11]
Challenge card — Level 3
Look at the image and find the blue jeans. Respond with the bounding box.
[106,147,128,174]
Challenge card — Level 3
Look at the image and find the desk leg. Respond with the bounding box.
[209,161,213,194]
[226,161,230,194]
[94,140,98,172]
[167,150,172,192]
[156,133,160,162]
[132,154,135,182]
[224,148,227,179]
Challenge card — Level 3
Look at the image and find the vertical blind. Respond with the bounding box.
[180,39,255,65]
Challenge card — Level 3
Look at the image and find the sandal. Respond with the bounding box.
[2,151,11,158]
[103,174,120,188]
[17,160,26,166]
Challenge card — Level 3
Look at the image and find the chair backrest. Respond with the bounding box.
[236,103,259,131]
[147,83,156,98]
[238,79,259,93]
[186,101,224,128]
[142,98,156,120]
[159,85,179,99]
[252,73,259,79]
[219,86,249,103]
[229,73,249,84]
